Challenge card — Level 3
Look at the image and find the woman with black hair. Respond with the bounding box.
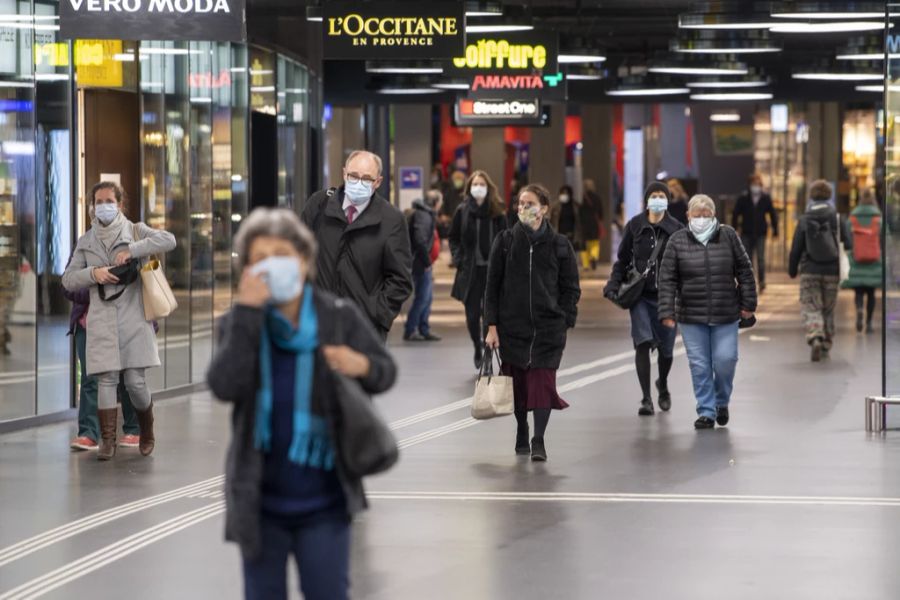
[550,184,581,250]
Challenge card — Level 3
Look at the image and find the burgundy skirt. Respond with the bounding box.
[500,364,569,411]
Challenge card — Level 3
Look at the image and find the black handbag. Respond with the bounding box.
[609,236,666,310]
[328,299,399,478]
[98,260,141,301]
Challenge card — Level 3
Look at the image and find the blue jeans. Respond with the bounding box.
[405,267,434,337]
[243,510,351,600]
[680,322,740,419]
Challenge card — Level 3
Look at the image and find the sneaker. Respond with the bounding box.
[421,332,442,342]
[70,436,98,451]
[694,416,715,430]
[530,437,547,462]
[638,398,655,417]
[119,434,140,448]
[810,338,823,362]
[716,406,730,427]
[404,332,425,342]
[656,380,672,412]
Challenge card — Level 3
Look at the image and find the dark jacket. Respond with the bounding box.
[732,190,778,239]
[484,222,581,370]
[207,289,397,560]
[578,198,600,241]
[408,199,437,275]
[550,201,582,247]
[449,197,507,302]
[668,198,688,226]
[63,286,90,335]
[606,211,683,298]
[658,224,758,325]
[301,187,413,335]
[788,201,852,278]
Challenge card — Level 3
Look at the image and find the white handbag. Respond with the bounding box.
[134,224,178,320]
[838,214,850,283]
[471,348,514,420]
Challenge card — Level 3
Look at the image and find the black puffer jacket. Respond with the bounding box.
[301,187,413,335]
[408,199,437,275]
[484,222,581,370]
[606,211,684,298]
[658,224,757,325]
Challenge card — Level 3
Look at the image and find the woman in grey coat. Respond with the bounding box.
[62,182,176,460]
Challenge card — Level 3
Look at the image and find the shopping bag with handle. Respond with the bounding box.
[471,347,514,420]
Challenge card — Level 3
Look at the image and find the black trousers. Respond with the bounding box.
[855,287,877,323]
[464,266,488,348]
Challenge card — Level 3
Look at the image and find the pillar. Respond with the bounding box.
[581,104,613,260]
[392,104,432,209]
[529,104,566,198]
[470,127,506,200]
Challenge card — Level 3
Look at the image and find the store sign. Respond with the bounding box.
[450,31,558,74]
[59,0,245,41]
[75,39,124,87]
[467,72,566,101]
[323,2,464,59]
[189,69,231,89]
[454,98,549,127]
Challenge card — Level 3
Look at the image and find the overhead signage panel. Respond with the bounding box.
[60,0,246,41]
[454,98,550,127]
[449,31,559,75]
[323,2,465,60]
[466,72,566,101]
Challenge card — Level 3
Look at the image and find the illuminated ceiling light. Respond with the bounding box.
[139,47,202,56]
[855,84,900,92]
[249,69,274,76]
[466,24,534,33]
[0,81,33,88]
[113,53,136,62]
[375,88,444,95]
[672,39,781,54]
[465,1,502,17]
[606,87,690,97]
[34,74,68,82]
[838,52,900,60]
[649,65,749,75]
[710,111,741,122]
[679,13,776,30]
[366,67,444,74]
[792,72,882,81]
[770,22,886,33]
[250,86,276,93]
[771,2,885,19]
[305,5,322,22]
[687,79,769,88]
[559,53,607,63]
[189,97,213,103]
[691,92,774,101]
[567,73,605,80]
[229,67,247,73]
[432,82,470,90]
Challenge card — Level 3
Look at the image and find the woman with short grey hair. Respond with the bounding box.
[63,181,176,460]
[657,194,757,430]
[207,207,396,600]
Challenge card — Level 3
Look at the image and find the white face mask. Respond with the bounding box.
[470,184,488,202]
[647,195,668,214]
[750,185,762,196]
[559,194,570,204]
[95,203,119,225]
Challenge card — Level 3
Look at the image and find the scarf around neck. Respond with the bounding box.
[92,211,129,255]
[254,284,334,470]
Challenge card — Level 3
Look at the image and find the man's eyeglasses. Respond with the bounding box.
[346,172,377,185]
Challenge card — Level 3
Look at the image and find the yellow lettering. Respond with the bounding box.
[343,13,363,36]
[378,18,394,36]
[327,17,341,36]
[427,18,440,34]
[534,45,546,69]
[495,40,507,68]
[364,18,379,36]
[453,56,467,68]
[467,43,480,68]
[445,18,457,35]
[413,18,427,36]
[522,45,533,68]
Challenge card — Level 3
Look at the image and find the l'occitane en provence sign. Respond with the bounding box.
[323,2,465,59]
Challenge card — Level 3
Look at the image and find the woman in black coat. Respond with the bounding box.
[604,182,684,417]
[207,208,396,600]
[657,195,757,431]
[449,169,508,369]
[484,184,581,462]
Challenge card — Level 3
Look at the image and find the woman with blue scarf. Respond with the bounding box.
[657,195,757,430]
[207,208,396,600]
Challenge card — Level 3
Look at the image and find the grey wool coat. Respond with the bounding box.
[62,220,176,376]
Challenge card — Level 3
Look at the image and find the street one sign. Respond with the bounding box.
[323,2,465,59]
[60,0,246,41]
[454,98,550,127]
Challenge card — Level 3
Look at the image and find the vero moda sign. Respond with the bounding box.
[60,0,245,42]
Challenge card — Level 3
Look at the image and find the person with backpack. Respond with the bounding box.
[404,190,443,342]
[484,184,581,461]
[449,170,508,369]
[789,180,853,361]
[841,189,882,334]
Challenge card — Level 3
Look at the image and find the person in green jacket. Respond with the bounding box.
[841,190,883,334]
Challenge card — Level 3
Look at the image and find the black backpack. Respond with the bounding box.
[804,214,839,263]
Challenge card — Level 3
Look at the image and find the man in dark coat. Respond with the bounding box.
[301,150,413,339]
[404,190,442,342]
[732,173,779,293]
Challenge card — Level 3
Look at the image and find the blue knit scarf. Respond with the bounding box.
[254,285,334,470]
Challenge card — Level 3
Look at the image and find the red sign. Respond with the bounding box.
[189,69,232,89]
[471,74,545,91]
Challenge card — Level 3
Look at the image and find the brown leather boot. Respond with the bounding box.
[97,408,118,461]
[136,402,155,456]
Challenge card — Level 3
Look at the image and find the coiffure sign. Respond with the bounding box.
[60,0,245,41]
[454,98,549,127]
[323,2,465,59]
[450,31,558,74]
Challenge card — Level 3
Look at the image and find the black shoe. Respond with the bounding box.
[694,416,715,430]
[421,332,442,342]
[856,311,864,333]
[656,380,672,412]
[474,347,483,370]
[810,338,823,362]
[716,406,730,426]
[821,345,830,359]
[530,437,547,462]
[515,426,530,455]
[404,332,425,342]
[638,398,655,417]
[866,322,875,334]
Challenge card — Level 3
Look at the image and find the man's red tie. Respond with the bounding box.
[345,205,357,224]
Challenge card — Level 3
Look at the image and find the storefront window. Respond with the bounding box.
[277,56,309,208]
[885,7,900,397]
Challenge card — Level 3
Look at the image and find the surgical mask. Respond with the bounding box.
[251,256,304,305]
[559,194,570,204]
[518,205,542,228]
[648,196,668,214]
[453,178,465,190]
[690,217,717,244]
[750,185,762,196]
[471,185,488,202]
[344,179,373,206]
[95,203,119,225]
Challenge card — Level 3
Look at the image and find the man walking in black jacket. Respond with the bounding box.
[732,173,778,293]
[302,150,413,339]
[404,190,442,342]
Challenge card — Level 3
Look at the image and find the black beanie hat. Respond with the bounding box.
[644,181,672,204]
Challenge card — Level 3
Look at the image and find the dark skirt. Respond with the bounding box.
[501,364,569,411]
